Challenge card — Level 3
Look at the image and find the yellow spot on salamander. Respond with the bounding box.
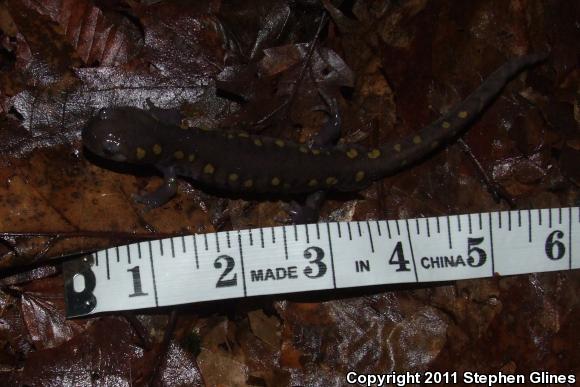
[367,149,381,159]
[238,131,249,138]
[188,154,196,162]
[355,171,365,182]
[228,173,238,182]
[174,150,184,159]
[254,139,263,146]
[243,179,253,188]
[153,144,162,155]
[308,179,318,187]
[442,121,451,129]
[326,177,338,185]
[299,145,308,153]
[275,139,285,147]
[393,144,401,152]
[458,111,468,119]
[346,148,358,159]
[311,149,321,155]
[227,133,235,139]
[271,177,281,186]
[203,164,215,174]
[431,141,439,149]
[136,147,146,160]
[413,135,422,144]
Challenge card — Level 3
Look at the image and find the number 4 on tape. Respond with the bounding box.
[64,207,580,317]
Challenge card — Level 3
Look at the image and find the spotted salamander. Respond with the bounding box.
[82,53,546,207]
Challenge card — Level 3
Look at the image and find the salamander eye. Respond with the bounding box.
[98,108,110,120]
[102,134,121,156]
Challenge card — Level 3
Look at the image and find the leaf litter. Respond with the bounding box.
[0,0,578,385]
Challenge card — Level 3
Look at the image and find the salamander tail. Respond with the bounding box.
[370,52,547,178]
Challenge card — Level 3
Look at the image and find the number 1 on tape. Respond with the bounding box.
[64,207,580,317]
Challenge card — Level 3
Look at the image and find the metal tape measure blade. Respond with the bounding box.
[64,207,580,317]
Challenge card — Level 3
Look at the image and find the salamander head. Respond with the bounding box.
[82,107,162,164]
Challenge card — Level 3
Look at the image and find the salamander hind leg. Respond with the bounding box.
[311,88,342,148]
[286,191,326,224]
[286,90,343,223]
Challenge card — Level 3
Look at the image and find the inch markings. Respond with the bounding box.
[64,207,580,317]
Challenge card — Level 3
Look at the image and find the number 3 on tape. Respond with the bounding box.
[64,207,580,317]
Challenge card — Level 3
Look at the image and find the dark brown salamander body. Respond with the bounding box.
[82,53,546,206]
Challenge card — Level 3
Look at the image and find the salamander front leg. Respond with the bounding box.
[133,166,178,209]
[145,99,183,127]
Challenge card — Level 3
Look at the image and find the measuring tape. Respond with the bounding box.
[64,207,579,317]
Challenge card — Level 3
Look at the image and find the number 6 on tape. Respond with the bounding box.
[64,207,580,317]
